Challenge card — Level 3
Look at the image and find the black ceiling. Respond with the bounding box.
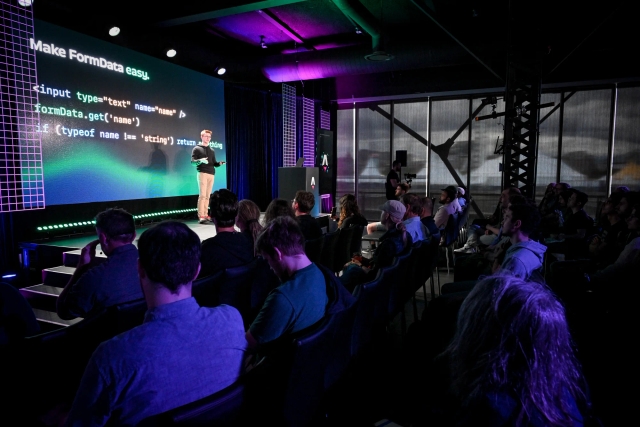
[33,0,637,101]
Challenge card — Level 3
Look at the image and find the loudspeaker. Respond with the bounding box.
[396,150,407,167]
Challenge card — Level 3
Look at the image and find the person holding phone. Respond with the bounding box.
[191,129,225,224]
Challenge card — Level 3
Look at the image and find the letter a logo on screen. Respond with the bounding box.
[310,177,316,189]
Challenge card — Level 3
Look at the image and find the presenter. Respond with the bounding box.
[191,129,225,224]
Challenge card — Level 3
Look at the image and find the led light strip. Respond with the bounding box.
[36,208,197,231]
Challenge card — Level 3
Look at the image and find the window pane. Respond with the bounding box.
[470,97,504,215]
[336,109,355,197]
[560,89,611,218]
[429,99,470,200]
[393,101,429,196]
[535,93,562,201]
[357,105,391,220]
[612,87,640,192]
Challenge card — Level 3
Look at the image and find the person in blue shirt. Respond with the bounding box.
[66,221,247,426]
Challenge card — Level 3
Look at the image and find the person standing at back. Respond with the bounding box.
[385,160,402,200]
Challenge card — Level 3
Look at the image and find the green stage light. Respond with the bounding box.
[37,227,42,231]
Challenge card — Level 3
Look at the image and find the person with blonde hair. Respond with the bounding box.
[444,274,588,426]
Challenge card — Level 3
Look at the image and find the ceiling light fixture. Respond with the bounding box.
[108,27,120,37]
[355,27,362,35]
[215,67,226,76]
[260,35,267,49]
[18,0,32,7]
[166,48,177,58]
[365,51,394,61]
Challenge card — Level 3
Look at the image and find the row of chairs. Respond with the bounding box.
[147,238,441,426]
[439,205,470,273]
[304,225,364,274]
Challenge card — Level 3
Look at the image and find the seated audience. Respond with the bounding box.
[246,216,328,350]
[433,186,458,229]
[538,182,557,215]
[420,196,440,241]
[402,193,431,243]
[441,275,587,426]
[495,202,546,280]
[199,189,254,278]
[236,199,264,250]
[66,221,247,426]
[589,193,627,266]
[457,187,520,252]
[457,186,467,208]
[263,198,296,224]
[560,189,593,240]
[444,185,463,213]
[337,194,368,229]
[340,200,412,291]
[292,190,323,240]
[57,208,142,320]
[395,182,410,199]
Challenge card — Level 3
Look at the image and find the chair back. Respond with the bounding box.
[441,213,458,247]
[348,225,365,260]
[219,258,259,328]
[319,229,340,271]
[304,236,325,265]
[333,226,355,272]
[250,257,280,318]
[387,247,413,320]
[142,376,246,426]
[192,270,224,308]
[283,300,357,426]
[375,259,400,325]
[351,269,383,357]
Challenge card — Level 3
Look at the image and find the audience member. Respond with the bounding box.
[340,200,412,291]
[337,194,368,229]
[385,160,402,200]
[395,182,410,200]
[442,275,587,426]
[497,203,546,280]
[401,193,430,243]
[457,186,466,208]
[246,216,328,350]
[292,190,323,240]
[57,208,142,320]
[199,189,254,278]
[236,199,264,250]
[66,221,247,426]
[420,196,440,241]
[263,198,296,224]
[433,186,458,229]
[589,193,627,266]
[457,187,520,252]
[560,189,593,240]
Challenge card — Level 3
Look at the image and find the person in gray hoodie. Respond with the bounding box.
[500,203,546,280]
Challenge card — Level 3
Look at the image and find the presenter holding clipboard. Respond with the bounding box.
[191,129,225,224]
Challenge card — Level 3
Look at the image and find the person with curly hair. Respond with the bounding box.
[337,194,368,229]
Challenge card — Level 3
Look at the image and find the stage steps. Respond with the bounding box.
[21,249,107,331]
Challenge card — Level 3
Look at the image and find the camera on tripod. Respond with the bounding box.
[404,173,417,187]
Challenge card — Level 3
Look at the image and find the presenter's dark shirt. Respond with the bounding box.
[385,170,400,200]
[191,144,220,175]
[297,214,323,241]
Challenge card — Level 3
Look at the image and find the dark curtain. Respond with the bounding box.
[225,84,283,210]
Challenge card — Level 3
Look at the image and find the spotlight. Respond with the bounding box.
[215,67,226,76]
[355,27,362,35]
[18,0,32,7]
[166,48,177,58]
[260,35,267,49]
[109,27,120,37]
